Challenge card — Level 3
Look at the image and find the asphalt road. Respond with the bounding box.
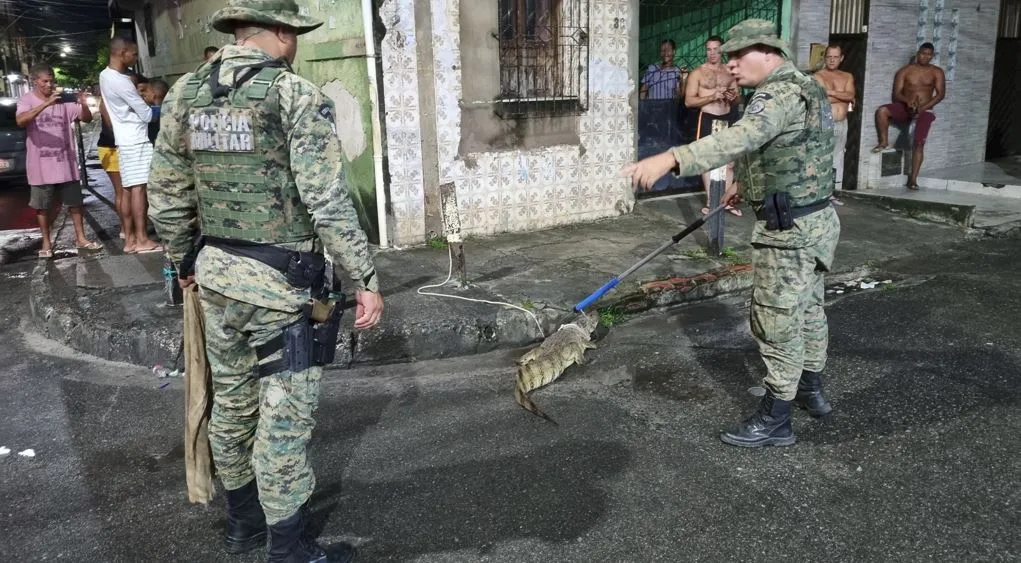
[1,235,1019,562]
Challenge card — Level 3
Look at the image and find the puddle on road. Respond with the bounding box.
[632,364,714,402]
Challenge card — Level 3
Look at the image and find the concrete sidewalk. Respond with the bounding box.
[24,172,982,370]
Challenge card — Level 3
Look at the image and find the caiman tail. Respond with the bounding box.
[514,372,559,425]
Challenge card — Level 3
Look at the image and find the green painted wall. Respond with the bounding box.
[638,0,784,71]
[143,0,379,243]
[780,0,793,42]
[291,0,378,244]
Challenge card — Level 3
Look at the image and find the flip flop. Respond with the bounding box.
[134,245,164,254]
[38,249,53,258]
[725,205,743,217]
[77,241,103,251]
[907,183,920,191]
[700,207,710,215]
[871,144,888,153]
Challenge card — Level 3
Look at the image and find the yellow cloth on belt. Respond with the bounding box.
[183,284,216,504]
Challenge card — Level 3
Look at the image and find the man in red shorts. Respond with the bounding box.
[871,42,945,190]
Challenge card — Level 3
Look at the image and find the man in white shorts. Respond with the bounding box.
[99,36,162,253]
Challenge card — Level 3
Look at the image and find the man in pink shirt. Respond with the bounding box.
[16,64,100,258]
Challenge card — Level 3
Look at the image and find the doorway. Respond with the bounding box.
[827,0,870,190]
[827,34,867,189]
[986,0,1021,159]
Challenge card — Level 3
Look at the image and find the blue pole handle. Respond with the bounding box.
[574,278,621,312]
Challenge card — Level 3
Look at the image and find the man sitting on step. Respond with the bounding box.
[870,42,945,190]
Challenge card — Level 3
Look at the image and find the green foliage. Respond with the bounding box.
[598,306,625,327]
[51,67,74,87]
[44,34,109,88]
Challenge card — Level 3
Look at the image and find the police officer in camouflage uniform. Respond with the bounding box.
[148,0,383,560]
[622,19,840,448]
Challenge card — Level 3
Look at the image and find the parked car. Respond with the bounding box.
[0,97,27,186]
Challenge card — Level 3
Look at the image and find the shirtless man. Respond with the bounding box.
[685,35,741,216]
[813,44,856,192]
[872,42,946,189]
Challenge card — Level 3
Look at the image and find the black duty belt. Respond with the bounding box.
[204,236,315,275]
[754,198,831,222]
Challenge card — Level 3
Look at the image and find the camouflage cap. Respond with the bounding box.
[720,19,791,58]
[211,0,323,35]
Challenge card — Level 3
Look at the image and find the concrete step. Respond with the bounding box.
[839,186,1021,229]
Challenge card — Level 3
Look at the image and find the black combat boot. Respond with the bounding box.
[268,504,356,563]
[224,480,268,554]
[794,370,833,417]
[720,392,796,447]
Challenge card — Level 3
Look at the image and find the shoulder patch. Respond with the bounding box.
[318,102,334,123]
[746,92,772,115]
[317,101,338,137]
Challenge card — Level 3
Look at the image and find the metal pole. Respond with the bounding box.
[707,166,726,255]
[75,120,88,190]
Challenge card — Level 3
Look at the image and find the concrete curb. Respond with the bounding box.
[26,260,765,370]
[610,264,755,316]
[838,190,975,227]
[26,246,898,370]
[0,234,42,266]
[28,263,185,370]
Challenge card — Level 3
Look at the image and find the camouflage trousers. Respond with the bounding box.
[199,287,322,525]
[749,207,841,400]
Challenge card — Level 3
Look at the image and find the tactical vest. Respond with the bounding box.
[179,62,315,244]
[738,66,835,207]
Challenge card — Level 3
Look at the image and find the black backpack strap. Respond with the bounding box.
[206,58,290,99]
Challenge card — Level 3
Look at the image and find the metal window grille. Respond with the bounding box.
[638,0,783,73]
[831,0,869,34]
[496,0,590,118]
[1000,0,1021,38]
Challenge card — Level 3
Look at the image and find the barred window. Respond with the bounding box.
[496,0,590,118]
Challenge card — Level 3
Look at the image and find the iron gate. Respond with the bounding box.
[636,0,783,196]
[638,0,784,72]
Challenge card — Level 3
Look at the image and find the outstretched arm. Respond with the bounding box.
[672,87,794,176]
[622,85,796,190]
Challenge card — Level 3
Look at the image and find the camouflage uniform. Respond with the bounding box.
[666,19,840,446]
[147,1,378,552]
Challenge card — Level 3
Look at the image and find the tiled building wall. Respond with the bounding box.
[857,0,999,186]
[379,0,427,246]
[379,0,637,246]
